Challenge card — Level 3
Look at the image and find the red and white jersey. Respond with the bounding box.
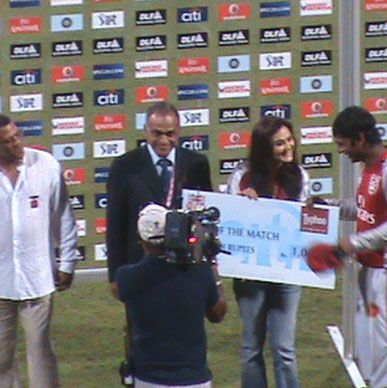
[356,151,387,267]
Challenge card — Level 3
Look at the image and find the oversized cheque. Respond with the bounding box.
[182,189,339,289]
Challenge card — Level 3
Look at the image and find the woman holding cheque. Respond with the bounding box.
[227,117,310,388]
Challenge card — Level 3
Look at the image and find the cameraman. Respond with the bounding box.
[116,204,227,388]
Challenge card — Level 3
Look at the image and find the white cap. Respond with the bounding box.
[137,204,168,245]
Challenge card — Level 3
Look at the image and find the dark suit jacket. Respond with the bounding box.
[106,145,212,282]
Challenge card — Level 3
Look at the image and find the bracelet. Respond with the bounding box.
[216,280,222,287]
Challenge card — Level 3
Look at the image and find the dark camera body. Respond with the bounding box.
[164,207,222,264]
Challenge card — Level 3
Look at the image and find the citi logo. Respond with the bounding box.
[177,7,208,23]
[261,105,291,119]
[180,135,209,151]
[11,69,41,85]
[94,90,124,106]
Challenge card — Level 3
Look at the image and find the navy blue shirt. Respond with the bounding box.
[116,254,219,385]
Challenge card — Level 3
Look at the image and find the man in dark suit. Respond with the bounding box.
[107,102,212,297]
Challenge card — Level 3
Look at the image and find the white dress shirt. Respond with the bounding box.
[0,148,78,300]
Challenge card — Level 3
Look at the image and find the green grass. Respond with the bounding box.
[15,278,353,388]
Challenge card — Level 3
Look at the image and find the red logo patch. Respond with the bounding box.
[52,65,85,83]
[302,100,334,118]
[178,57,210,75]
[219,3,251,20]
[137,86,169,104]
[95,218,107,234]
[301,207,329,234]
[94,114,126,131]
[261,77,292,96]
[365,0,387,11]
[11,17,42,34]
[219,132,251,150]
[366,97,387,114]
[63,168,87,185]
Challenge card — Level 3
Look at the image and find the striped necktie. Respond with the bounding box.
[157,158,172,201]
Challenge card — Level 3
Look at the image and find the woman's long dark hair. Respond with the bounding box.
[248,117,302,200]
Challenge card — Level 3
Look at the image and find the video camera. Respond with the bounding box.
[164,207,224,265]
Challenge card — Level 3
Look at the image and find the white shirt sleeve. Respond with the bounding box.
[298,166,310,203]
[350,222,387,251]
[50,161,79,274]
[226,163,247,195]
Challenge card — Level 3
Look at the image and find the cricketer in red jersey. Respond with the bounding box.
[332,106,387,388]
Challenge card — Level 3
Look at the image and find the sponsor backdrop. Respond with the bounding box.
[0,0,386,264]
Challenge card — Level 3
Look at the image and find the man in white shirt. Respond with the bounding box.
[0,115,79,388]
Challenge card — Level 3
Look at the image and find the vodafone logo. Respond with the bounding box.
[62,66,74,77]
[229,4,240,14]
[137,86,169,103]
[53,65,85,83]
[63,169,75,181]
[376,98,387,109]
[311,102,323,113]
[219,3,251,20]
[63,168,86,185]
[147,87,159,98]
[220,132,251,149]
[366,97,387,114]
[302,100,333,118]
[230,132,241,143]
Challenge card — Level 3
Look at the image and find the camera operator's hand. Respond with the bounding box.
[110,281,120,300]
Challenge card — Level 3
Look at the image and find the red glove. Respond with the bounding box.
[307,244,346,272]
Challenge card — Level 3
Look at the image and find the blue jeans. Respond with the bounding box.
[234,280,301,388]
